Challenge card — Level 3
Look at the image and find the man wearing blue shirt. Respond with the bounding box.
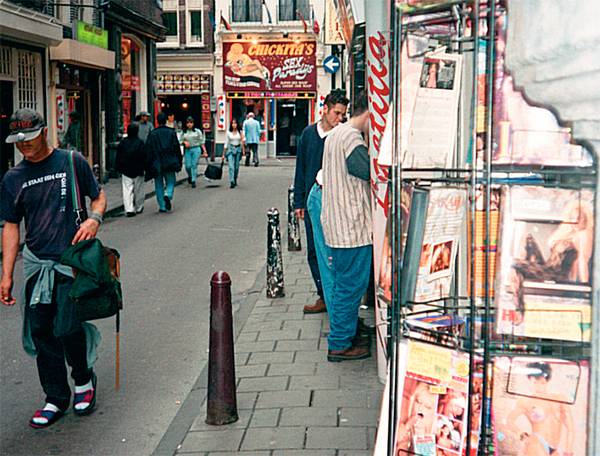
[243,112,261,167]
[293,91,349,313]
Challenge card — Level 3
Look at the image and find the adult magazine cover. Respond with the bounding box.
[403,52,463,169]
[402,187,467,305]
[492,357,589,456]
[392,341,482,456]
[492,13,592,167]
[495,186,594,342]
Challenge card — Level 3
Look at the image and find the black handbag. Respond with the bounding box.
[204,157,224,180]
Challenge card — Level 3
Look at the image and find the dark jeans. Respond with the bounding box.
[245,143,259,166]
[304,206,323,299]
[25,272,92,410]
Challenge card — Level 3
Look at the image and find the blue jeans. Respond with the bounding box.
[307,184,331,305]
[154,171,176,210]
[225,145,242,184]
[328,244,372,351]
[184,146,201,183]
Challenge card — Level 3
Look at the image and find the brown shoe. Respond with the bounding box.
[352,331,371,349]
[327,345,371,362]
[303,297,327,314]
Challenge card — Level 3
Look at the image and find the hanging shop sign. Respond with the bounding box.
[217,94,226,131]
[325,0,345,44]
[156,73,211,94]
[332,0,356,46]
[75,21,108,50]
[222,41,317,93]
[55,89,67,135]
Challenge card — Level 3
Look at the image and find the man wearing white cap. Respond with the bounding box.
[0,108,107,428]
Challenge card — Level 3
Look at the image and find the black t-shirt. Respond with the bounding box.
[0,149,101,260]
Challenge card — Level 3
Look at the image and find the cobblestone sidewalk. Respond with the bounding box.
[157,235,384,456]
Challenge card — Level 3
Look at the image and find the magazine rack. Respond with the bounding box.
[382,1,598,455]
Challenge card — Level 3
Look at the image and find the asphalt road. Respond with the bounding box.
[0,163,295,456]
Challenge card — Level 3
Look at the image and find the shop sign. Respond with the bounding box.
[227,91,316,99]
[217,95,226,131]
[157,73,211,94]
[315,94,326,120]
[56,89,67,135]
[130,76,141,91]
[324,0,345,44]
[201,93,211,131]
[75,21,108,50]
[332,0,356,46]
[223,41,317,93]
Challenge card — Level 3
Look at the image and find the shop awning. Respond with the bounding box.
[50,39,115,70]
[0,2,62,46]
[226,92,316,99]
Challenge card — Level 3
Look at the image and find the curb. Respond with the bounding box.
[151,265,267,456]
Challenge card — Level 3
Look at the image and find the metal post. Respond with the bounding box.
[287,185,302,251]
[266,208,285,298]
[206,271,238,425]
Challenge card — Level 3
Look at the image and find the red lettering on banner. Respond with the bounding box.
[367,31,391,213]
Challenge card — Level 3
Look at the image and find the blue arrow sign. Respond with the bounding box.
[323,55,340,74]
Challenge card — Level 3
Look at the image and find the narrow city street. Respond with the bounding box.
[0,163,294,456]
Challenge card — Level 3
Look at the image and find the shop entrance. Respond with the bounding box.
[231,98,265,129]
[159,94,202,129]
[276,99,309,156]
[0,80,14,178]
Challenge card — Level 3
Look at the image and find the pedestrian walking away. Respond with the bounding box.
[145,112,183,212]
[243,112,261,167]
[224,118,244,188]
[181,116,208,188]
[321,92,373,362]
[115,121,147,216]
[292,90,349,314]
[0,108,107,428]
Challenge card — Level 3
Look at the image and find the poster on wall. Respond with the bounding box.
[222,41,317,93]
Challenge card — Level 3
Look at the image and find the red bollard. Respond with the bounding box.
[206,271,239,425]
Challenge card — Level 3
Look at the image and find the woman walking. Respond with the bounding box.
[181,116,208,188]
[115,121,146,216]
[224,118,244,188]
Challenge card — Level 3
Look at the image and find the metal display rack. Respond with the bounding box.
[383,1,597,455]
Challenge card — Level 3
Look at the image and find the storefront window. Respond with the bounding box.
[121,36,140,133]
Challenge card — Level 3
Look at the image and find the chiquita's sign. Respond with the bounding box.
[223,41,317,92]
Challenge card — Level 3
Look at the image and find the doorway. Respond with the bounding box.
[276,99,309,156]
[0,80,14,179]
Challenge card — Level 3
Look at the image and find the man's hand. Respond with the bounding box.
[71,219,100,244]
[0,275,16,306]
[295,208,305,220]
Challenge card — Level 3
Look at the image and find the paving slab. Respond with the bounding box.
[305,427,368,450]
[240,427,306,451]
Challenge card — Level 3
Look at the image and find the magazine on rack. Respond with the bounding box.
[495,186,594,342]
[405,314,465,346]
[492,13,593,167]
[378,183,416,305]
[492,356,589,456]
[403,52,463,169]
[467,187,500,298]
[401,187,467,306]
[393,340,482,456]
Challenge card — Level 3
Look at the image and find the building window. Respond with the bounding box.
[164,12,178,37]
[190,11,202,42]
[0,46,12,79]
[232,0,262,23]
[279,0,309,22]
[17,51,40,111]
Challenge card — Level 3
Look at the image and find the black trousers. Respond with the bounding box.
[25,272,92,410]
[304,206,323,299]
[245,143,259,166]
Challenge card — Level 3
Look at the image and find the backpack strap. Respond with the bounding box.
[68,151,85,227]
